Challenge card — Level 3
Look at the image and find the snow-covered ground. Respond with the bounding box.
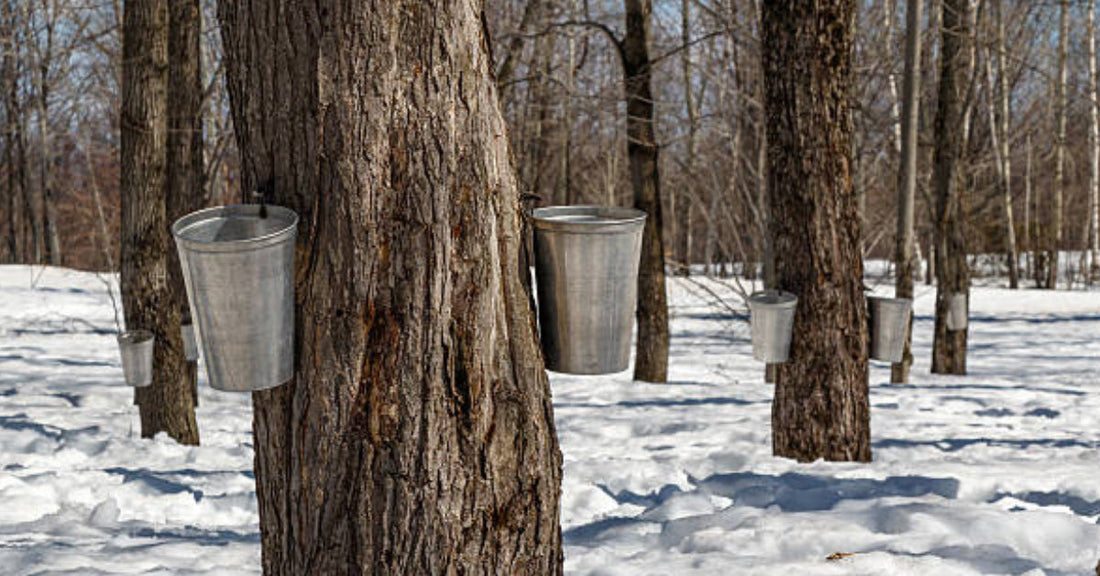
[2,264,1099,575]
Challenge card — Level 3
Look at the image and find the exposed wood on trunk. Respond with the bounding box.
[892,0,923,385]
[931,0,971,375]
[623,0,669,383]
[763,0,870,462]
[218,0,564,572]
[121,0,198,444]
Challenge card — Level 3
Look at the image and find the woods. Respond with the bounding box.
[5,0,1100,573]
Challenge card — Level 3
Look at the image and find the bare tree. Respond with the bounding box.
[120,0,198,444]
[763,0,870,463]
[1049,0,1067,289]
[931,0,971,375]
[892,0,923,385]
[623,0,670,383]
[218,0,564,571]
[1088,0,1100,283]
[141,0,204,437]
[989,0,1018,288]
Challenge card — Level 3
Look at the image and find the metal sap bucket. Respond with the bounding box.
[118,330,154,388]
[868,296,912,363]
[180,322,199,361]
[947,291,968,331]
[748,290,797,363]
[532,206,646,374]
[172,204,298,392]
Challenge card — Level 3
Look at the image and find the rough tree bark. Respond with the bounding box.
[120,0,198,444]
[134,0,204,443]
[623,0,670,383]
[218,0,564,572]
[892,0,923,385]
[763,0,870,462]
[0,0,21,263]
[931,0,971,375]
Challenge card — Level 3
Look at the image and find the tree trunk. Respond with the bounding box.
[892,0,923,385]
[135,0,204,441]
[37,87,60,266]
[121,0,198,445]
[931,0,971,375]
[0,0,21,263]
[218,0,563,573]
[1049,0,1067,289]
[992,0,1018,288]
[1088,0,1100,283]
[675,0,696,277]
[763,0,870,463]
[623,0,669,383]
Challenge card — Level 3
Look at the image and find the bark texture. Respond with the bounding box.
[138,0,204,439]
[218,0,563,573]
[931,0,970,375]
[624,0,670,383]
[121,0,198,443]
[762,0,870,462]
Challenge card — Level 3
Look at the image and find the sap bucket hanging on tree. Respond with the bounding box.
[532,206,646,374]
[171,203,298,392]
[180,321,199,362]
[117,329,154,388]
[947,292,968,331]
[748,290,797,363]
[868,296,912,363]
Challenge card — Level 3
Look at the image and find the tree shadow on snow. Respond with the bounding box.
[564,472,959,546]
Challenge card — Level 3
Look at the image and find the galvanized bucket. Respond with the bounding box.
[748,290,798,363]
[532,206,646,374]
[118,330,154,388]
[868,296,912,363]
[946,291,968,331]
[180,322,199,362]
[172,204,298,392]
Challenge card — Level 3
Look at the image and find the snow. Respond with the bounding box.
[2,264,1100,574]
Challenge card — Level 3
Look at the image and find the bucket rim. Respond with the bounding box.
[531,205,646,233]
[172,204,298,251]
[118,329,154,345]
[747,290,797,308]
[868,295,912,307]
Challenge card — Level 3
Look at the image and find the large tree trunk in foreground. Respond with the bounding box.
[121,0,198,444]
[135,0,204,441]
[624,0,670,383]
[763,0,870,462]
[892,0,923,384]
[219,0,563,573]
[931,0,970,375]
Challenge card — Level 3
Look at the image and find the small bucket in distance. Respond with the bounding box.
[868,296,912,363]
[118,329,154,388]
